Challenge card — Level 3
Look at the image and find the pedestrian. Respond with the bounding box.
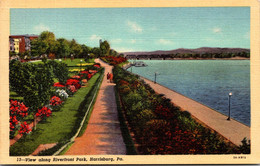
[109,73,113,83]
[107,72,110,82]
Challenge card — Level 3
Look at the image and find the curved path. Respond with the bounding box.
[65,59,126,155]
[141,77,250,146]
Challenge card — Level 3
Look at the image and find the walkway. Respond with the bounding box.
[65,59,126,155]
[141,77,250,146]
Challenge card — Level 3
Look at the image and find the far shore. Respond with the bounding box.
[127,57,250,60]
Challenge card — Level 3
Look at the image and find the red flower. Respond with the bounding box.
[50,96,63,106]
[80,71,89,74]
[93,64,101,68]
[10,100,29,118]
[10,115,19,131]
[53,82,65,87]
[101,56,126,65]
[66,79,81,89]
[154,105,176,119]
[18,121,31,135]
[36,106,52,118]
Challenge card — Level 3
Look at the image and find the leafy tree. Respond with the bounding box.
[31,31,58,57]
[109,49,118,56]
[91,47,101,57]
[47,60,69,84]
[39,31,58,55]
[9,51,16,57]
[9,60,53,129]
[56,38,70,59]
[99,40,110,56]
[69,39,83,58]
[80,44,91,58]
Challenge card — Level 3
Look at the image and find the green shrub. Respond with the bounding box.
[47,60,69,84]
[239,137,250,154]
[10,60,53,111]
[135,109,156,130]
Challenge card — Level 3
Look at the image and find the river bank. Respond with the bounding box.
[127,59,250,126]
[140,76,250,146]
[127,57,250,60]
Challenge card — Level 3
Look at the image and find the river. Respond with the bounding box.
[128,60,250,126]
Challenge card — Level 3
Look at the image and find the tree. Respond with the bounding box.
[56,38,70,59]
[9,60,53,129]
[9,51,16,57]
[91,47,101,57]
[80,44,91,58]
[39,31,58,55]
[31,31,58,57]
[99,40,110,57]
[109,49,118,56]
[69,39,83,58]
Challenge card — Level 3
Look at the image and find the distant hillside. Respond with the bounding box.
[123,47,250,55]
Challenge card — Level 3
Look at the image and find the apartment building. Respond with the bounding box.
[9,35,38,54]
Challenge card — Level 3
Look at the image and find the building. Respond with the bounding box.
[9,35,38,55]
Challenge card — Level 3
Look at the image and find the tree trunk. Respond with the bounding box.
[34,114,37,130]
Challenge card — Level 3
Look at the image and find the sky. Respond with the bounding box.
[10,7,250,52]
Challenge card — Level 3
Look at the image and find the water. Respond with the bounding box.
[128,60,250,126]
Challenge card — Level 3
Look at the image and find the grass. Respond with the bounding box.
[114,85,138,155]
[59,58,95,77]
[45,68,104,155]
[57,142,74,155]
[10,72,102,156]
[117,61,129,68]
[53,69,104,155]
[60,58,95,66]
[9,91,23,100]
[27,60,44,64]
[77,72,103,137]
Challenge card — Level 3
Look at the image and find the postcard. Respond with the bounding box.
[0,0,260,164]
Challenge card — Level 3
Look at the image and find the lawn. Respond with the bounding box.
[10,71,103,156]
[9,59,95,99]
[9,91,23,100]
[60,58,95,66]
[60,58,95,76]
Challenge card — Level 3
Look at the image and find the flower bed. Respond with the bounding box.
[113,66,250,154]
[101,56,127,66]
[9,100,31,137]
[10,68,104,156]
[9,59,102,149]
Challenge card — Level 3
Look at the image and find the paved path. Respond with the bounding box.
[141,77,250,146]
[65,59,126,155]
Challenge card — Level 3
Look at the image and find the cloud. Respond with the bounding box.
[114,47,135,52]
[33,23,50,34]
[130,39,136,43]
[110,38,123,44]
[150,26,157,31]
[89,34,102,41]
[127,21,143,33]
[212,27,222,33]
[157,39,174,45]
[169,32,177,37]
